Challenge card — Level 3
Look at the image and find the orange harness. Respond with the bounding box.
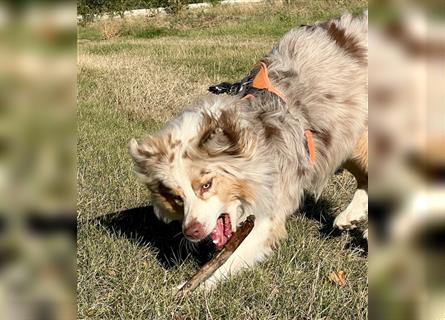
[241,62,287,102]
[209,62,316,164]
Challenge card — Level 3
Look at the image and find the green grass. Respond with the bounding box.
[78,24,102,41]
[77,2,367,319]
[78,1,368,42]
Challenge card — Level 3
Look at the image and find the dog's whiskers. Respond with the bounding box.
[177,237,200,255]
[173,231,183,238]
[178,237,187,253]
[188,240,200,254]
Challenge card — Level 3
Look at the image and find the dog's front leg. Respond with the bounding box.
[333,188,368,237]
[201,217,275,289]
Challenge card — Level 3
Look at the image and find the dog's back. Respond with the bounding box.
[264,14,368,195]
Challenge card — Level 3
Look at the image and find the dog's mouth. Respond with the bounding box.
[210,213,232,250]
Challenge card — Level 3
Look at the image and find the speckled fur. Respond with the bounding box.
[129,13,368,286]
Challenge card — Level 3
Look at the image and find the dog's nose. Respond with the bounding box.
[184,220,205,240]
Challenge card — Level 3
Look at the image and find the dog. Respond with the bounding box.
[129,13,368,287]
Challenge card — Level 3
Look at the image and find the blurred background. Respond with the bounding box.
[0,1,76,319]
[368,1,445,319]
[0,0,443,319]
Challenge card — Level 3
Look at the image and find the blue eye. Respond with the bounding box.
[201,182,212,191]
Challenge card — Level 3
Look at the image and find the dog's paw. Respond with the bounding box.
[200,279,218,292]
[333,208,367,230]
[334,189,368,231]
[174,279,217,296]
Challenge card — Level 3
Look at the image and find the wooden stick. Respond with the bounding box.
[175,215,255,299]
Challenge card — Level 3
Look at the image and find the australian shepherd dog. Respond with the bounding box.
[129,13,368,287]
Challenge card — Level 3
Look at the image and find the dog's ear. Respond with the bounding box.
[129,138,153,164]
[198,110,248,157]
[128,139,160,183]
[128,138,157,182]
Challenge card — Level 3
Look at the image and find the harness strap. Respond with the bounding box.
[245,62,287,102]
[304,129,316,164]
[208,61,316,164]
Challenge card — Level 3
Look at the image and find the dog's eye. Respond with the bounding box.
[173,196,183,206]
[201,182,212,192]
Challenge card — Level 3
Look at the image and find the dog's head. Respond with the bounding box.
[129,107,262,249]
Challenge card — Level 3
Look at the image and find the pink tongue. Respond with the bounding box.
[210,214,232,250]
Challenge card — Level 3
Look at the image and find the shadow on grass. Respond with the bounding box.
[94,206,216,269]
[299,195,343,238]
[94,196,366,270]
[299,195,368,255]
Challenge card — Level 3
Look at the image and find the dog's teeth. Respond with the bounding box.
[213,239,218,244]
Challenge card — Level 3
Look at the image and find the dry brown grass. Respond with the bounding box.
[78,35,271,125]
[79,48,201,124]
[100,20,122,39]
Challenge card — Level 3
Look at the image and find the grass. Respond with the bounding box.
[77,2,368,319]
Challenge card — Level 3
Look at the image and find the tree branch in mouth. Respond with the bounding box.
[176,215,255,299]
